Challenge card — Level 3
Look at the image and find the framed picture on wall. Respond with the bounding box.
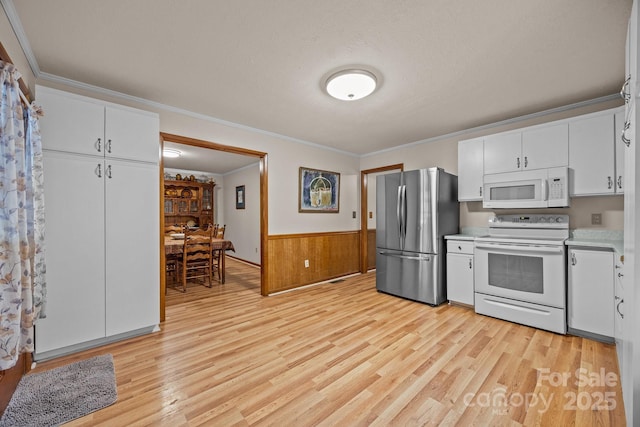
[236,185,245,209]
[298,167,340,213]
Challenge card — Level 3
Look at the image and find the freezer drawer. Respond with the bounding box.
[376,249,445,306]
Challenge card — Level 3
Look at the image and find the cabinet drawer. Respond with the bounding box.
[447,240,474,254]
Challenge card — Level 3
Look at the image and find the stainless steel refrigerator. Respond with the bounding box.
[376,168,459,305]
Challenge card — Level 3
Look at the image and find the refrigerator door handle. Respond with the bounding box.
[378,251,431,261]
[396,185,403,246]
[401,184,407,248]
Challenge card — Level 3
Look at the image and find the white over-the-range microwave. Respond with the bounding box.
[482,167,570,209]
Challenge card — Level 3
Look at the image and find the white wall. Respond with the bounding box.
[222,163,261,264]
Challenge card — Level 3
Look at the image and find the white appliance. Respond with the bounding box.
[483,167,569,209]
[474,214,569,334]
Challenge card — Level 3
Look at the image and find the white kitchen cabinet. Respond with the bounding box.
[484,124,568,175]
[569,110,616,196]
[457,137,484,201]
[35,86,160,359]
[614,108,626,193]
[567,248,614,340]
[37,86,159,163]
[446,240,474,306]
[36,152,107,353]
[483,132,522,174]
[614,259,624,372]
[521,123,568,170]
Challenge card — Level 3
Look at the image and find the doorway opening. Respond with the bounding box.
[359,164,404,273]
[159,133,268,321]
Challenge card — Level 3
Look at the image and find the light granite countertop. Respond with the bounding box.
[445,227,488,241]
[564,229,623,260]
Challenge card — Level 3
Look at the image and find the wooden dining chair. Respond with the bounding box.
[179,227,214,292]
[212,224,226,281]
[164,224,184,288]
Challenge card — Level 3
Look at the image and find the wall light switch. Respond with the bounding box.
[591,213,602,225]
[304,259,310,268]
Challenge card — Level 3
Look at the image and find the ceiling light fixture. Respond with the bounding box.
[325,69,377,101]
[163,148,182,158]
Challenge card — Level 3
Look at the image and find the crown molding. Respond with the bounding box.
[0,0,40,77]
[362,93,622,158]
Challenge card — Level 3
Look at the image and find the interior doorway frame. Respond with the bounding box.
[159,133,269,321]
[359,163,404,274]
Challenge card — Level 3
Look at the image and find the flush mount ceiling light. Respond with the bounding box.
[325,69,377,101]
[163,148,182,158]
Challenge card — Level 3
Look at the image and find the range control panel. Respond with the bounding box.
[489,214,569,228]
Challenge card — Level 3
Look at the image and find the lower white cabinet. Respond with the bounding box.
[446,240,474,306]
[36,151,160,359]
[614,259,624,372]
[567,248,614,340]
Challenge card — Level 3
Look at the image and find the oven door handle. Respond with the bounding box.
[475,243,564,254]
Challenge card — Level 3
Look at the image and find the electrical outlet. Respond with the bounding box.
[304,259,309,268]
[369,211,373,219]
[591,213,602,225]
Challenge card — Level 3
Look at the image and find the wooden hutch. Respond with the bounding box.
[164,177,215,228]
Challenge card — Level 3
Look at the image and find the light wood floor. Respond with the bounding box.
[34,258,626,426]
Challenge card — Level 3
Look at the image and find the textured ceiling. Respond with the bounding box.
[7,0,633,157]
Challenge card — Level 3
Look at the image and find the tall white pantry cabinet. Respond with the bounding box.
[35,85,160,360]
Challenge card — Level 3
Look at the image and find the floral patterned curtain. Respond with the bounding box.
[0,60,46,370]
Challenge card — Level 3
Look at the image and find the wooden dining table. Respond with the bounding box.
[164,236,235,283]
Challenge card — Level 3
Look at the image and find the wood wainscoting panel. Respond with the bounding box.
[266,231,360,294]
[367,229,376,271]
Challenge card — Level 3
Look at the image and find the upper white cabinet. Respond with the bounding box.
[457,137,484,201]
[35,85,160,359]
[484,123,568,174]
[521,123,569,170]
[569,110,616,196]
[483,132,521,174]
[37,86,159,163]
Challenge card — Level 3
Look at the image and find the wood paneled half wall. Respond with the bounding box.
[266,231,360,294]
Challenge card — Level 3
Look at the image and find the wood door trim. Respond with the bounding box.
[159,133,269,322]
[359,163,404,273]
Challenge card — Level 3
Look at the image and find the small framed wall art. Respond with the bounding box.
[236,185,245,209]
[298,167,340,213]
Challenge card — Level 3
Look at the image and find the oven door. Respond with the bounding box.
[474,241,566,308]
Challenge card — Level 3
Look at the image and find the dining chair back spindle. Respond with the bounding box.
[178,227,214,292]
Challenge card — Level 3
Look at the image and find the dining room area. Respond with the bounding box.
[161,137,262,303]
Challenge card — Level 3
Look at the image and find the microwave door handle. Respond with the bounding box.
[541,179,548,201]
[475,243,564,254]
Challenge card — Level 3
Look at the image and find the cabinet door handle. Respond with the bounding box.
[622,121,631,147]
[617,176,623,189]
[607,176,613,189]
[516,157,520,169]
[106,139,112,153]
[468,259,472,269]
[95,163,102,178]
[616,299,624,319]
[479,186,482,197]
[571,253,576,266]
[618,272,624,278]
[620,75,631,103]
[95,138,102,153]
[524,156,528,168]
[106,164,112,179]
[458,245,462,250]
